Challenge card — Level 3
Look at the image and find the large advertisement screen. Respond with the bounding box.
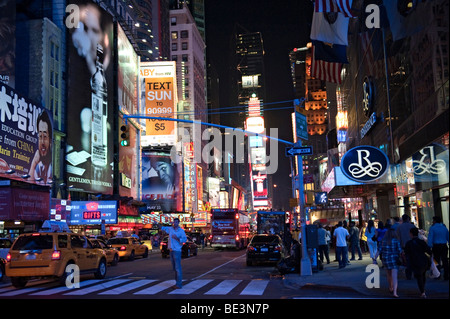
[141,153,180,212]
[140,62,177,146]
[118,24,138,115]
[69,200,118,225]
[66,0,114,194]
[0,83,53,185]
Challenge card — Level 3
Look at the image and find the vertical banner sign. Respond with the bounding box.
[139,62,177,146]
[0,0,16,88]
[66,0,114,194]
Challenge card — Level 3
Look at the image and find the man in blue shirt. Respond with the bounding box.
[162,218,187,288]
[428,216,449,280]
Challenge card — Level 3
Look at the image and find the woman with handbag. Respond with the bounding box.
[405,227,433,298]
[365,220,378,262]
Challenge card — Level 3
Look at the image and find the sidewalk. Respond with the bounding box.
[283,256,449,299]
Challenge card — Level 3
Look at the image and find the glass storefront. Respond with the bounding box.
[394,133,449,231]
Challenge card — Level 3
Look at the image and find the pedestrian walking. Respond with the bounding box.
[373,225,402,298]
[161,218,187,289]
[360,222,368,253]
[348,221,362,260]
[376,221,387,262]
[396,214,416,279]
[365,220,378,261]
[317,223,330,264]
[333,221,350,268]
[405,227,433,298]
[427,216,449,280]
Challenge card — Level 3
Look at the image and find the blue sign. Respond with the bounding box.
[69,200,118,225]
[315,192,328,204]
[285,146,313,156]
[341,146,389,183]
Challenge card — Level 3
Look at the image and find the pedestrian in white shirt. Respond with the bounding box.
[334,221,350,268]
[161,218,187,288]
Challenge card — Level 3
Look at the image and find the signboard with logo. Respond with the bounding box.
[69,200,118,225]
[341,145,389,183]
[412,143,448,184]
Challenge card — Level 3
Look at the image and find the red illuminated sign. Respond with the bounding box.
[83,211,101,220]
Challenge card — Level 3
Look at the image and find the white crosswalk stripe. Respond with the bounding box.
[0,278,270,297]
[168,279,213,295]
[240,279,269,295]
[31,279,102,296]
[64,279,131,295]
[99,279,156,295]
[204,279,242,295]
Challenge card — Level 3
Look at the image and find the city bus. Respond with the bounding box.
[210,209,251,249]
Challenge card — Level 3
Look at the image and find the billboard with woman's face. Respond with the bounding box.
[66,0,114,194]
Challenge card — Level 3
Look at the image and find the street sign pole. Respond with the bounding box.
[296,151,312,276]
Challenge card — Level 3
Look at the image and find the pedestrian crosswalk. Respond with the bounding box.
[0,278,270,297]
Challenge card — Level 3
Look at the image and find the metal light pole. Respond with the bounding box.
[294,143,312,276]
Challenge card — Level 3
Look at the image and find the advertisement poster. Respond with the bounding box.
[0,188,50,221]
[69,200,118,225]
[252,170,268,199]
[66,0,114,194]
[0,0,15,88]
[141,153,180,212]
[0,83,53,185]
[139,62,177,146]
[118,24,138,115]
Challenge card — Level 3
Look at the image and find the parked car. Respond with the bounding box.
[91,239,119,266]
[106,237,148,261]
[160,236,198,258]
[0,238,12,259]
[246,234,284,266]
[6,232,107,288]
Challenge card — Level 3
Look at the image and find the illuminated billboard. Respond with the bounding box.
[66,0,114,194]
[245,116,265,134]
[69,200,118,225]
[118,24,138,115]
[139,62,178,146]
[0,0,15,88]
[0,83,53,185]
[141,152,181,212]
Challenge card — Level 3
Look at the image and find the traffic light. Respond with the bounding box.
[120,123,130,146]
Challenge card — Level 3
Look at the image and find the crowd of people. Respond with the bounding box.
[315,214,449,298]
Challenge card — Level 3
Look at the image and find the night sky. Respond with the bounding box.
[205,0,314,209]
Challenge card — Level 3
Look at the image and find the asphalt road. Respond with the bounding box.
[0,247,374,301]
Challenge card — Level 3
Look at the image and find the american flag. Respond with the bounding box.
[310,45,343,84]
[314,0,356,18]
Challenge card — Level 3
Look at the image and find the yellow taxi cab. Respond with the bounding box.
[6,232,107,288]
[106,237,149,261]
[91,239,119,266]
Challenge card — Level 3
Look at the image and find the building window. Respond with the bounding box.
[172,55,177,61]
[182,42,188,50]
[172,43,178,51]
[171,17,177,25]
[171,31,178,40]
[181,30,188,38]
[182,54,188,62]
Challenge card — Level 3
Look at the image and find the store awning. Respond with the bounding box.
[322,166,395,199]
